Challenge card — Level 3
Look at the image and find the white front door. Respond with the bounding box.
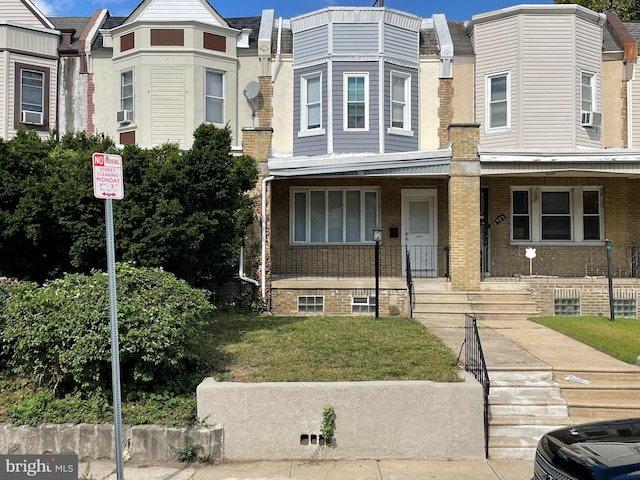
[402,189,437,277]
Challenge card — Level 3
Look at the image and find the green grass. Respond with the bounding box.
[533,316,640,364]
[0,313,461,426]
[206,314,461,383]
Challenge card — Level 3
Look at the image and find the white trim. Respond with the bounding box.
[300,71,323,134]
[343,72,369,131]
[390,70,411,132]
[120,69,134,115]
[485,71,510,132]
[205,69,225,125]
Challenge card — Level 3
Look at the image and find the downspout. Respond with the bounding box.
[239,246,259,286]
[261,175,275,300]
[629,76,633,148]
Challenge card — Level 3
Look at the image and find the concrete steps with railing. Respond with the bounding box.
[487,369,571,459]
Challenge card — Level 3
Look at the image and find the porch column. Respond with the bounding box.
[448,124,481,291]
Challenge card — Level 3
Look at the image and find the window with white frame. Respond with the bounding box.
[344,73,368,130]
[292,189,378,244]
[351,295,376,314]
[390,71,410,131]
[205,70,224,124]
[581,71,595,114]
[301,72,322,133]
[511,187,602,243]
[120,70,134,113]
[486,72,509,131]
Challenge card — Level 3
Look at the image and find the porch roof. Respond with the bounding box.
[478,147,640,177]
[268,149,452,177]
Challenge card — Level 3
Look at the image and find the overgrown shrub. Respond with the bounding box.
[1,264,215,396]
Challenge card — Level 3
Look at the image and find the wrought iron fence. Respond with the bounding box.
[464,314,490,459]
[270,244,447,279]
[482,244,640,280]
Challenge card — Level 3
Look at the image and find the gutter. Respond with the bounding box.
[261,175,275,300]
[272,17,283,82]
[239,247,259,286]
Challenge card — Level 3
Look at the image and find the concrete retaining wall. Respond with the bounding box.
[197,373,485,461]
[0,424,222,462]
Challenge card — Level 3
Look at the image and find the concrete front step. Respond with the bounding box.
[561,386,640,402]
[490,383,561,398]
[554,370,640,384]
[488,435,538,460]
[568,405,640,420]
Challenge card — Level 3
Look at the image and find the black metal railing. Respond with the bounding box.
[482,244,640,280]
[405,248,414,318]
[271,244,447,279]
[464,314,490,459]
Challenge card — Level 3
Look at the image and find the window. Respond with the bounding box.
[292,189,378,244]
[300,73,323,134]
[486,72,509,131]
[21,69,44,125]
[554,298,580,316]
[390,71,410,131]
[352,296,376,314]
[511,187,602,243]
[15,63,49,129]
[120,70,133,113]
[344,73,368,130]
[581,71,595,113]
[205,70,224,124]
[614,299,636,318]
[298,296,323,314]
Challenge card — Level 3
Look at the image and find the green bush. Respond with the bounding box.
[1,264,215,395]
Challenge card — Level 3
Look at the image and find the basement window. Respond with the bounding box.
[298,296,323,314]
[352,296,376,314]
[554,298,580,316]
[614,299,637,318]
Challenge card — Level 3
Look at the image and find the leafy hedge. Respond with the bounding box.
[1,264,215,396]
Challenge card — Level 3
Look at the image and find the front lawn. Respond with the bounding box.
[0,314,460,426]
[533,316,640,364]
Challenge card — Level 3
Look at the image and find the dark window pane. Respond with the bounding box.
[583,191,599,214]
[512,191,529,214]
[512,216,530,240]
[542,192,570,214]
[583,216,600,240]
[542,217,571,240]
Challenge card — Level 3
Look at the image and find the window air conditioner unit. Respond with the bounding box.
[581,111,602,128]
[21,111,43,125]
[117,110,133,124]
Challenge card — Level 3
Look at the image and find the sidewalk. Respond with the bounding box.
[81,458,534,480]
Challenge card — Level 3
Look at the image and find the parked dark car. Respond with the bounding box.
[533,417,640,480]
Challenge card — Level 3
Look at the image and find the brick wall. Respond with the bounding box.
[438,78,454,149]
[257,76,273,129]
[448,124,481,291]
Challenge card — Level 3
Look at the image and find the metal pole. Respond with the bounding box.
[375,239,380,318]
[606,239,615,321]
[105,199,125,479]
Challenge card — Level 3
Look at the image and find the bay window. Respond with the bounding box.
[344,73,368,130]
[292,189,379,243]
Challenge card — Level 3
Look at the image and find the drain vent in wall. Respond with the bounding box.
[300,433,324,445]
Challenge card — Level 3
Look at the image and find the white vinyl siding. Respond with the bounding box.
[511,187,603,244]
[632,77,640,148]
[575,15,603,148]
[151,68,186,145]
[291,189,379,244]
[0,2,48,27]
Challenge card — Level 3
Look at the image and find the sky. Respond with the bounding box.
[32,0,555,22]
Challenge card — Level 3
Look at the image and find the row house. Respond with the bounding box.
[4,0,640,317]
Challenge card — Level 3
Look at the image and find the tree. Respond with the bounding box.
[554,0,640,20]
[0,125,258,287]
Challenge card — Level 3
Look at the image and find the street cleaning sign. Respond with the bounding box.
[93,153,124,199]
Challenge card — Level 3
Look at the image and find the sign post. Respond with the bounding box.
[92,153,125,480]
